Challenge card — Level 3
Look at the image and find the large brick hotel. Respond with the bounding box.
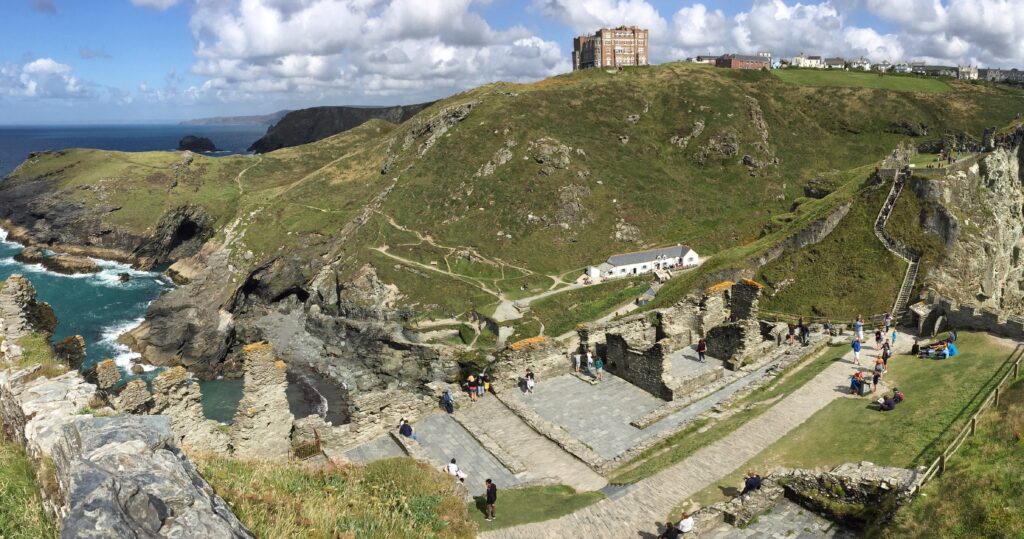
[572,26,649,70]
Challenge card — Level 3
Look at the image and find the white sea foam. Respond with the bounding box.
[99,318,155,371]
[0,227,8,243]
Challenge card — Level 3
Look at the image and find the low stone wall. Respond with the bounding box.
[912,291,1024,339]
[604,334,674,400]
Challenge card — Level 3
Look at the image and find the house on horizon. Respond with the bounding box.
[824,57,846,69]
[585,245,700,281]
[791,54,824,69]
[850,57,871,70]
[715,53,771,70]
[690,55,718,64]
[875,60,893,73]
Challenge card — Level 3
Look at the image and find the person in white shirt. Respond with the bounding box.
[677,512,694,534]
[445,458,467,482]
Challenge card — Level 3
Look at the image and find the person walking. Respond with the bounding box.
[573,352,581,373]
[883,312,893,334]
[881,340,892,367]
[484,479,497,522]
[696,339,707,363]
[854,315,864,342]
[441,390,455,414]
[467,375,478,402]
[525,369,536,393]
[852,338,862,365]
[586,350,594,373]
[477,372,487,399]
[594,356,604,381]
[875,328,883,350]
[891,328,898,346]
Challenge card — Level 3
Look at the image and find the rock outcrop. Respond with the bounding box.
[150,366,228,454]
[14,246,101,275]
[177,135,218,153]
[54,415,251,538]
[230,342,295,460]
[249,102,434,154]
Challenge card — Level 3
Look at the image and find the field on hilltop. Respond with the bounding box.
[774,68,953,93]
[6,62,1024,341]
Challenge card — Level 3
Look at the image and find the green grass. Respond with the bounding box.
[531,279,648,337]
[695,331,1016,507]
[774,69,952,93]
[609,343,845,484]
[197,456,475,539]
[468,485,604,532]
[0,434,58,539]
[883,378,1024,538]
[15,334,68,381]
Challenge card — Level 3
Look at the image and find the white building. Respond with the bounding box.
[894,63,912,74]
[791,54,824,69]
[875,60,892,73]
[850,57,871,70]
[958,65,978,80]
[586,245,699,280]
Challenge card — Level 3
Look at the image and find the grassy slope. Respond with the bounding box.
[0,434,57,539]
[9,66,1024,335]
[883,378,1024,538]
[774,69,952,93]
[197,456,475,538]
[695,331,1016,506]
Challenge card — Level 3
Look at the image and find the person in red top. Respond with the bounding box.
[696,339,707,363]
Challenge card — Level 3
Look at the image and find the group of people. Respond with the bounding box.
[913,328,959,359]
[786,319,811,346]
[465,372,491,402]
[572,348,605,381]
[444,459,499,522]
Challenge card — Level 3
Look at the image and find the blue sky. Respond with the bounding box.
[2,0,1022,124]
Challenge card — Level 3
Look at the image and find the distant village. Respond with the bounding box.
[571,25,1024,84]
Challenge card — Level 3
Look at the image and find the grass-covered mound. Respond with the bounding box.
[774,69,952,93]
[884,378,1024,538]
[197,456,475,539]
[469,484,604,532]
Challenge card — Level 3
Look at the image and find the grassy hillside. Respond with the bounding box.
[0,434,57,538]
[774,69,952,93]
[8,64,1024,340]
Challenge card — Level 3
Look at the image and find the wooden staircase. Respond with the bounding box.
[874,167,923,321]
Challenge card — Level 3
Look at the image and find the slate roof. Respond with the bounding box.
[607,245,692,267]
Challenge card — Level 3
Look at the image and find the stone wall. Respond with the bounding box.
[231,342,295,460]
[911,291,1024,340]
[604,334,673,400]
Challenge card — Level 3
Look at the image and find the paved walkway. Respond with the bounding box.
[504,335,826,461]
[342,435,405,464]
[483,338,909,538]
[457,397,607,492]
[414,413,521,497]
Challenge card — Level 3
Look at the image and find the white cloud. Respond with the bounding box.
[130,0,183,10]
[0,58,84,99]
[184,0,569,105]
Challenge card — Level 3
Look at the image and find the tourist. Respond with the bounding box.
[741,471,762,495]
[594,357,605,381]
[881,341,892,367]
[851,338,862,365]
[477,372,487,398]
[484,479,497,522]
[891,328,898,345]
[872,370,881,392]
[884,312,893,334]
[850,371,865,395]
[893,388,905,403]
[910,340,920,356]
[787,324,795,346]
[950,327,958,342]
[823,319,833,336]
[467,375,478,402]
[573,352,581,373]
[586,350,594,372]
[697,339,707,363]
[878,395,896,412]
[658,522,681,539]
[446,458,467,482]
[854,315,865,342]
[398,419,417,441]
[875,328,883,349]
[525,368,536,393]
[800,323,810,345]
[677,512,695,535]
[875,356,886,376]
[441,390,455,414]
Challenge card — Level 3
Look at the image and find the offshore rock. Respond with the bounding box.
[177,135,217,153]
[230,342,295,460]
[54,415,252,539]
[14,246,101,275]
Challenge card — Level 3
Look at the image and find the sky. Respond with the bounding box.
[2,0,1024,123]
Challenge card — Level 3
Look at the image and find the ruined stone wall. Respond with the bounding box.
[913,292,1024,340]
[604,334,673,400]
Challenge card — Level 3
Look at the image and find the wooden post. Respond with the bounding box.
[1014,361,1019,379]
[995,387,1001,407]
[970,417,977,436]
[939,453,946,476]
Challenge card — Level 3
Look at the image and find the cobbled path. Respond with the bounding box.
[483,337,909,538]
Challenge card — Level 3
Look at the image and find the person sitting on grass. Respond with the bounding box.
[892,388,905,403]
[878,395,897,412]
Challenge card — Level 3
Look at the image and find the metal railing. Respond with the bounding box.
[918,344,1024,486]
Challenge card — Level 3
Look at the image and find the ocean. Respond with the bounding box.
[0,123,267,178]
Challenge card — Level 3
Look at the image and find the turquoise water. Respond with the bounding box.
[0,228,172,372]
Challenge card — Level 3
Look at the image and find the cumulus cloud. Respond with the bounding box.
[184,0,569,105]
[0,58,85,99]
[130,0,182,9]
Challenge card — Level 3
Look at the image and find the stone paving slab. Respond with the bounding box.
[702,498,856,538]
[343,434,405,464]
[414,413,520,497]
[669,345,725,378]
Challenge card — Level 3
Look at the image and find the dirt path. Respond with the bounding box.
[483,338,909,539]
[233,156,262,195]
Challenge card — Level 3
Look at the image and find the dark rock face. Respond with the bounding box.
[886,121,929,136]
[132,204,214,268]
[14,246,100,275]
[53,335,87,370]
[54,415,252,538]
[248,102,434,154]
[177,135,218,152]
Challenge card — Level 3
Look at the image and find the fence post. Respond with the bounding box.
[939,453,946,476]
[970,416,977,436]
[1014,361,1019,379]
[994,387,1000,407]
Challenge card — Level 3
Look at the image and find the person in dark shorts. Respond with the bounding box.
[484,479,497,521]
[741,471,762,495]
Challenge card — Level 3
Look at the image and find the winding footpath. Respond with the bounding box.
[484,337,911,539]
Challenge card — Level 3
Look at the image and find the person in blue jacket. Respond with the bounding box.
[851,338,862,365]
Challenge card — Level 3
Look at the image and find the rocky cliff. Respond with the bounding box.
[248,102,434,153]
[916,130,1024,312]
